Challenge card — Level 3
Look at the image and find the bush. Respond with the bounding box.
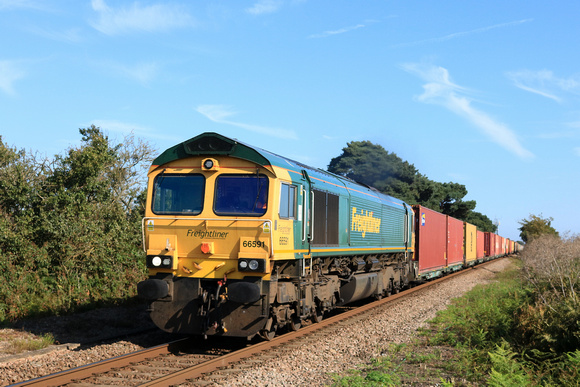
[0,128,154,322]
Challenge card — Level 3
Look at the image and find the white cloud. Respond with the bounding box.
[402,63,534,159]
[308,24,365,39]
[0,60,24,95]
[506,69,580,102]
[196,105,298,140]
[574,147,580,156]
[246,0,283,15]
[90,0,193,35]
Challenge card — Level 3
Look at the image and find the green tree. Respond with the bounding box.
[466,211,497,233]
[328,141,419,203]
[518,214,559,243]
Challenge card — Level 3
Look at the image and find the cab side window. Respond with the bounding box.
[279,183,296,219]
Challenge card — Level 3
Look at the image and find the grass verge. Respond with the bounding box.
[331,259,580,386]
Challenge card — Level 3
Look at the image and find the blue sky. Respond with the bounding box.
[1,0,579,241]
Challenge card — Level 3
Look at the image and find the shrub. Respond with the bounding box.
[518,235,580,355]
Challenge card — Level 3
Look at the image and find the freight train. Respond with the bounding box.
[137,132,521,340]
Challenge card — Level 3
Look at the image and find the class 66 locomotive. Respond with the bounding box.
[137,132,416,340]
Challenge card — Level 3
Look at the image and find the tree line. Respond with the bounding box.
[328,140,497,232]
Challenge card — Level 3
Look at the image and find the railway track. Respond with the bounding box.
[12,259,502,386]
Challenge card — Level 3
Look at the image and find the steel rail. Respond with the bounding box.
[11,338,189,387]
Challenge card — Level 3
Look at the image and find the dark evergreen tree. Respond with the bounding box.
[328,140,494,231]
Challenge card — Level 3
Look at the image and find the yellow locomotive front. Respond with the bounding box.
[137,135,281,339]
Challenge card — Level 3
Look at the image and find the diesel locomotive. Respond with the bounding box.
[137,132,518,340]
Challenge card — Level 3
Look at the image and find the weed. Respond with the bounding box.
[6,333,54,354]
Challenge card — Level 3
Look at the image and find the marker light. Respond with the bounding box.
[248,260,259,270]
[152,256,162,267]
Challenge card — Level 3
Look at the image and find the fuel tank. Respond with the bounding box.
[339,272,379,304]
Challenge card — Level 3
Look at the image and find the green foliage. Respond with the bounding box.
[488,342,533,387]
[518,214,559,243]
[0,128,154,322]
[327,140,495,230]
[6,333,55,354]
[331,357,401,387]
[426,267,532,352]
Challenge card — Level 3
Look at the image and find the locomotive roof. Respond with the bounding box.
[153,132,325,175]
[153,132,410,209]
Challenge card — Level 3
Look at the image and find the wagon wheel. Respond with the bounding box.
[259,324,277,341]
[311,307,323,323]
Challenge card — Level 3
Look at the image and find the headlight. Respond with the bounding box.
[146,255,173,269]
[238,258,266,272]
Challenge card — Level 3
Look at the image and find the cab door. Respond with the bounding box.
[299,170,313,259]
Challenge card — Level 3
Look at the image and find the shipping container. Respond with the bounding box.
[413,205,446,278]
[464,222,477,265]
[476,230,485,261]
[447,216,464,269]
[484,232,497,258]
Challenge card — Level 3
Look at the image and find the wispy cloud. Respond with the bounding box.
[0,60,24,95]
[196,105,298,140]
[90,0,193,35]
[308,24,366,39]
[246,0,283,15]
[0,0,44,10]
[574,147,580,157]
[28,26,83,43]
[99,61,159,85]
[506,69,580,103]
[393,19,532,48]
[401,63,534,159]
[90,119,181,142]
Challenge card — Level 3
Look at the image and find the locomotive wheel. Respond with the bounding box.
[288,314,301,331]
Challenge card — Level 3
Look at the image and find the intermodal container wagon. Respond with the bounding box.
[413,205,446,279]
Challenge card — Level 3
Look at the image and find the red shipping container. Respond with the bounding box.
[476,230,485,260]
[413,205,446,276]
[484,232,497,257]
[447,216,464,267]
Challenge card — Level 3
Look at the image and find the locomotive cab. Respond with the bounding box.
[138,134,281,339]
